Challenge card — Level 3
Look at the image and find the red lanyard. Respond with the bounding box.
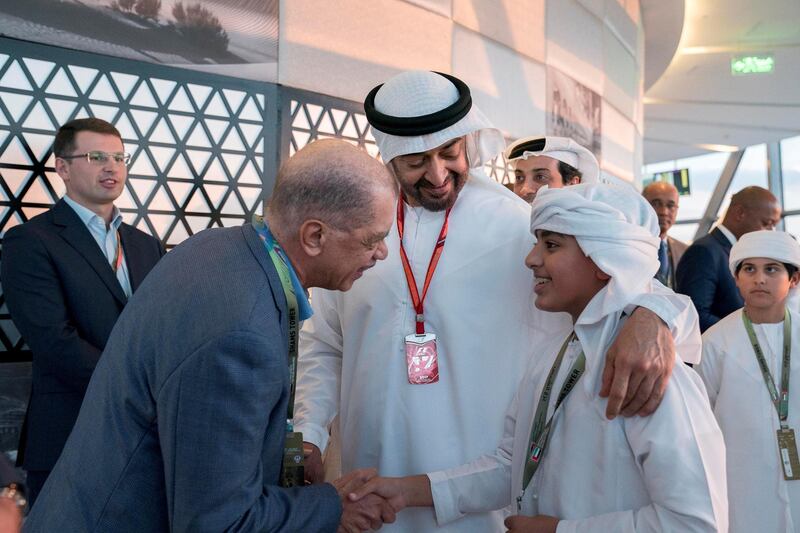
[396,197,452,334]
[112,231,123,273]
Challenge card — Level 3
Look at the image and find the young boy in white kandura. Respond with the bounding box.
[349,183,728,532]
[697,229,800,533]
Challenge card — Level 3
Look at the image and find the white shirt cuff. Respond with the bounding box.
[428,471,466,526]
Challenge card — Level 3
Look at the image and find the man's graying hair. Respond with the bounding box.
[267,139,395,232]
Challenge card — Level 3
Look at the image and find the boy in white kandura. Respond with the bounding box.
[697,229,800,532]
[351,183,728,532]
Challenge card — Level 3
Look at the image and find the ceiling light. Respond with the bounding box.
[696,143,740,152]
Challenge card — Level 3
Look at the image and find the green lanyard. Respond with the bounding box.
[265,246,300,426]
[521,332,586,496]
[742,309,792,428]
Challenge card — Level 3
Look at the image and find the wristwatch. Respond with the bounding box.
[0,483,26,510]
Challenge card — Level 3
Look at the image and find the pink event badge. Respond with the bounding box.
[405,333,439,385]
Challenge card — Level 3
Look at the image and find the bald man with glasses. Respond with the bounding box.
[2,118,164,506]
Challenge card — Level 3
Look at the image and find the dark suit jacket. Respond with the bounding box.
[1,199,164,472]
[676,227,743,332]
[24,225,341,532]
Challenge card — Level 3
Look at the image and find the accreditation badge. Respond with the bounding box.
[281,431,305,487]
[777,428,800,480]
[405,333,439,385]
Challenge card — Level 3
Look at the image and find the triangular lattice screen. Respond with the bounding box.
[289,97,379,158]
[285,89,513,184]
[0,41,274,358]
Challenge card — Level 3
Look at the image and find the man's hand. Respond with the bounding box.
[600,307,675,419]
[303,442,324,484]
[504,514,559,532]
[332,469,396,533]
[0,497,22,533]
[347,474,432,511]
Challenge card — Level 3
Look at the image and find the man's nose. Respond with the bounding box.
[425,157,448,186]
[519,178,536,197]
[374,239,389,261]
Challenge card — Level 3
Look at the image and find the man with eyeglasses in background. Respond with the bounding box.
[2,117,164,506]
[642,181,687,289]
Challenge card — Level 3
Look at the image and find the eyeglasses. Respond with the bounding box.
[59,151,131,166]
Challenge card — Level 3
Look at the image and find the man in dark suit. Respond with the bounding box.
[643,181,688,289]
[676,186,781,331]
[24,139,400,532]
[1,118,164,505]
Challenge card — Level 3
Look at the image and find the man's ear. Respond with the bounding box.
[731,204,747,223]
[567,176,582,186]
[790,270,800,289]
[298,219,325,257]
[55,157,70,183]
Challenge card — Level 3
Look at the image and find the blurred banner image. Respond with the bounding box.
[0,0,278,81]
[547,66,602,162]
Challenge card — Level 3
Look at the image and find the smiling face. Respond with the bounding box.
[389,137,469,211]
[736,257,800,314]
[525,230,610,322]
[315,191,395,291]
[55,131,127,214]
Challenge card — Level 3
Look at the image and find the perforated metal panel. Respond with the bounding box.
[0,38,278,360]
[281,86,513,184]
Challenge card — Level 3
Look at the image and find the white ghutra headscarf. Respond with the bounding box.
[504,135,600,183]
[364,70,506,167]
[530,183,660,322]
[729,230,800,276]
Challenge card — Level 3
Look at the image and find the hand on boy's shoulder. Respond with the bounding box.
[504,514,559,533]
[600,307,675,419]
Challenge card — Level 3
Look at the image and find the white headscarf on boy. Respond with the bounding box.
[529,183,660,322]
[729,230,800,310]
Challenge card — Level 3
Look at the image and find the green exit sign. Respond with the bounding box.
[731,54,775,75]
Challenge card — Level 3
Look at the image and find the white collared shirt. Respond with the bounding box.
[62,195,132,298]
[717,224,737,246]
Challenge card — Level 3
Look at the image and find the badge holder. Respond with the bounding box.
[778,427,800,480]
[405,332,439,384]
[281,429,305,487]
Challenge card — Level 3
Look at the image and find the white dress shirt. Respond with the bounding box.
[63,194,131,298]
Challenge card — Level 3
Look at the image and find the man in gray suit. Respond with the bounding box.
[642,181,688,289]
[24,139,399,532]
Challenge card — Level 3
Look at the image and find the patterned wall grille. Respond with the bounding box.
[0,38,278,360]
[281,87,513,184]
[282,87,379,159]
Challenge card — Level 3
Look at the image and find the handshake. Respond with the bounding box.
[307,443,561,533]
[330,469,420,533]
[305,443,425,533]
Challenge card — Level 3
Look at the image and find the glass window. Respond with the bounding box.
[668,223,699,244]
[786,215,800,240]
[716,144,769,217]
[781,135,800,212]
[643,152,729,222]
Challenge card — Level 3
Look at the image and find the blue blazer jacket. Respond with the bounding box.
[24,224,341,532]
[675,227,744,332]
[2,199,164,472]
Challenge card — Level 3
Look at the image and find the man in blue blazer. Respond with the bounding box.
[676,186,781,331]
[2,118,165,505]
[24,139,400,532]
